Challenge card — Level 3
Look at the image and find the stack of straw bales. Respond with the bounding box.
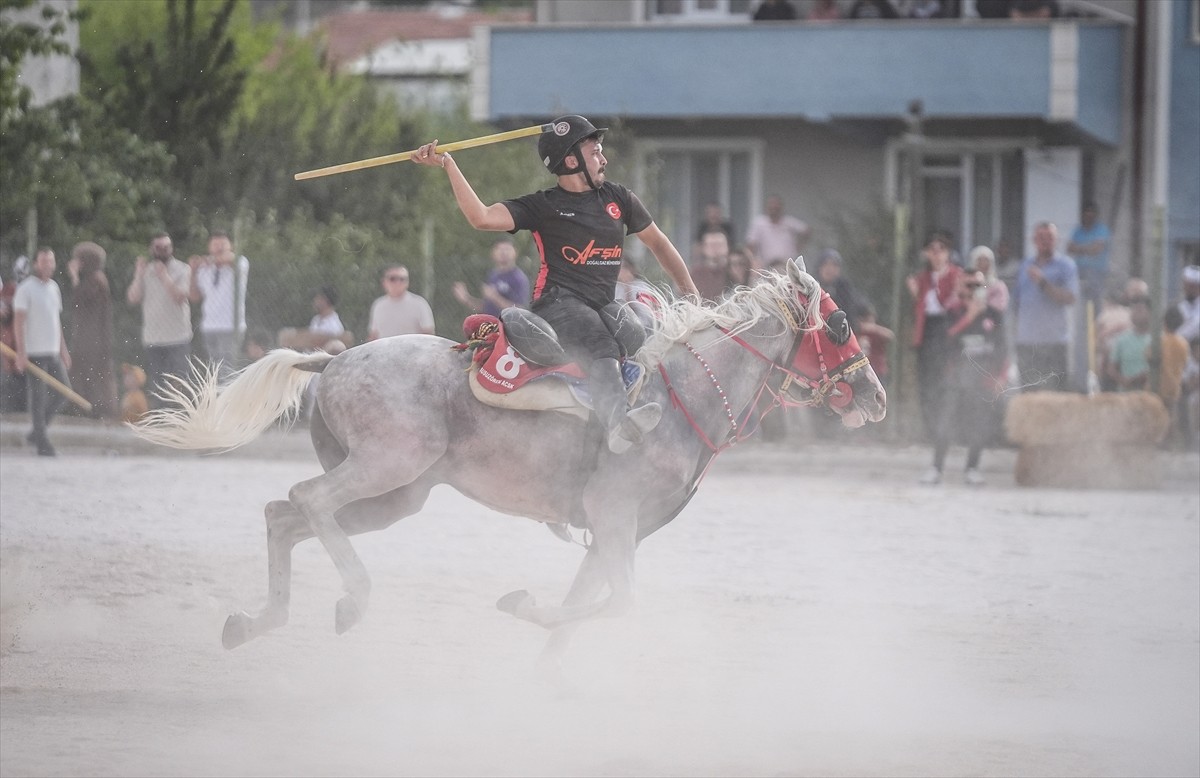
[1004,391,1169,489]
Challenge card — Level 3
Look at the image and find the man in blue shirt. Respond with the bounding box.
[1067,201,1111,311]
[1067,202,1111,390]
[1013,221,1079,392]
[452,237,530,317]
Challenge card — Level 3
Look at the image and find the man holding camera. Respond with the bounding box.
[126,232,192,407]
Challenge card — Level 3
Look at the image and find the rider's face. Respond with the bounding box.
[580,138,606,184]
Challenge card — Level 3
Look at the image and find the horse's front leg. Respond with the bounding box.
[498,514,637,631]
[223,499,310,649]
[536,547,607,672]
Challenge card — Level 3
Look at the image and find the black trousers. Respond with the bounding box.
[144,342,192,409]
[530,287,621,363]
[27,355,68,441]
[916,315,952,439]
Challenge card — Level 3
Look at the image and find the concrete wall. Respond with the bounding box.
[1167,0,1200,246]
[625,117,884,262]
[536,0,637,24]
[8,0,79,107]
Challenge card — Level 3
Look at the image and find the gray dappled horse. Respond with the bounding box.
[134,261,886,660]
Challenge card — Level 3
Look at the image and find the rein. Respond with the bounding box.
[658,293,869,455]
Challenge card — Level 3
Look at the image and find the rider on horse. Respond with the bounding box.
[412,116,699,453]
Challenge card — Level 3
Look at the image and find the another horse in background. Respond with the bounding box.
[133,260,886,662]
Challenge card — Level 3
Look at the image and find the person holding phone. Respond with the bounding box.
[919,269,1009,486]
[126,232,192,407]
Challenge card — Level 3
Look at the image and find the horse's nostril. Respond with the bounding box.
[875,390,886,407]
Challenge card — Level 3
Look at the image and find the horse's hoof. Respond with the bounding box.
[496,589,534,617]
[222,611,253,650]
[335,595,362,635]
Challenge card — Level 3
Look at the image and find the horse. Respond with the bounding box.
[133,260,886,662]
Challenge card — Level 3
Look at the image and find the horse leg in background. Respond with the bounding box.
[223,479,437,649]
[498,506,638,631]
[536,546,607,671]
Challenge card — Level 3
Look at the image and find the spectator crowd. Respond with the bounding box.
[2,195,1197,467]
[750,0,1066,22]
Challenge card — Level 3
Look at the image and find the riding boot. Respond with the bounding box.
[589,358,662,454]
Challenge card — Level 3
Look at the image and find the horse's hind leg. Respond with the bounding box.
[223,499,305,649]
[288,449,442,635]
[223,480,435,649]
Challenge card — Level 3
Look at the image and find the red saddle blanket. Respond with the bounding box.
[455,314,586,395]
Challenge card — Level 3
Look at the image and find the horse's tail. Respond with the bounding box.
[131,349,336,451]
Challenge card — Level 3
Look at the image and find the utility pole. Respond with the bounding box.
[1147,2,1173,395]
[889,99,924,442]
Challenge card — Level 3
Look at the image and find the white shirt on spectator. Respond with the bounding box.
[309,311,345,336]
[194,256,249,334]
[369,292,434,339]
[746,214,809,264]
[12,276,63,356]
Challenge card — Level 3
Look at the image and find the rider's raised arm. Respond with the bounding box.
[411,141,515,233]
[636,221,699,300]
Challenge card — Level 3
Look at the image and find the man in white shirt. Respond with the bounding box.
[126,232,192,407]
[745,194,811,270]
[13,248,72,456]
[368,265,435,340]
[188,231,248,379]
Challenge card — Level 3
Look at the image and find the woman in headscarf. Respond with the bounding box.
[66,241,119,419]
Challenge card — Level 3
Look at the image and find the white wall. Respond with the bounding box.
[9,0,78,107]
[1023,147,1081,255]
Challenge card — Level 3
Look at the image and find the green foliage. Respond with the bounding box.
[217,35,419,228]
[81,0,246,197]
[17,98,180,244]
[6,0,551,361]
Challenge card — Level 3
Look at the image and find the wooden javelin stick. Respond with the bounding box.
[0,341,93,414]
[294,123,554,181]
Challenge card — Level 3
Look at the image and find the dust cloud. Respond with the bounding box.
[1,450,1197,777]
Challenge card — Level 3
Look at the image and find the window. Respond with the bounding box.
[650,0,754,23]
[635,138,764,261]
[886,139,1028,255]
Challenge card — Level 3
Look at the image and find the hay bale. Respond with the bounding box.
[1004,391,1169,489]
[1005,391,1168,445]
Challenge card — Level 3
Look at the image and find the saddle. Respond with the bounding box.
[455,304,653,421]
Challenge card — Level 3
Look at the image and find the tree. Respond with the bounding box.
[88,0,246,195]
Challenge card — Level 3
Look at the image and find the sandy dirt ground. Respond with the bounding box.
[1,440,1197,778]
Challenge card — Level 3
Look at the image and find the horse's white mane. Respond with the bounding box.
[633,261,823,371]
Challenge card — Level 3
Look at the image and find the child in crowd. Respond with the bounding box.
[119,363,149,424]
[1107,298,1152,391]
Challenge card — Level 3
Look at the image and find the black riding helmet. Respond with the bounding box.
[538,115,607,177]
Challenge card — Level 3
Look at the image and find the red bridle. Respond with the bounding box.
[768,289,871,410]
[658,288,871,453]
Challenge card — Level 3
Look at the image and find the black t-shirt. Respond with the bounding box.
[503,181,652,309]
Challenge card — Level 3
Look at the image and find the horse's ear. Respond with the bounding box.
[786,257,807,283]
